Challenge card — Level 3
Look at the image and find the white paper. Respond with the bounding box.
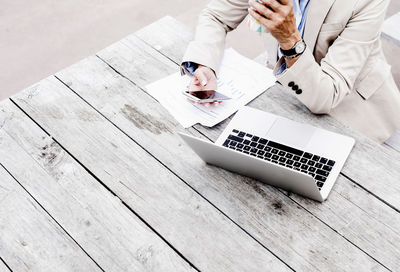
[145,48,276,128]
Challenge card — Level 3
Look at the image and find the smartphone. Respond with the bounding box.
[182,90,231,103]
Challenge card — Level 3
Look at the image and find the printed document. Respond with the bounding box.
[145,48,276,128]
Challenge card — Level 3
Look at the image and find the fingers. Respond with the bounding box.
[187,98,222,107]
[259,0,281,12]
[249,0,274,19]
[277,0,291,5]
[248,8,270,27]
[194,69,208,87]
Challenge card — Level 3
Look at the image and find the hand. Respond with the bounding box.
[188,65,219,105]
[248,0,302,50]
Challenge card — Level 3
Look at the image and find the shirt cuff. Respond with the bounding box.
[181,62,198,76]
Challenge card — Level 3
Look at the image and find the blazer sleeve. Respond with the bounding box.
[276,0,389,114]
[182,0,249,74]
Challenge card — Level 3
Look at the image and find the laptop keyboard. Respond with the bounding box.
[223,129,336,190]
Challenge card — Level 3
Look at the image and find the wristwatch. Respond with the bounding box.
[280,39,307,59]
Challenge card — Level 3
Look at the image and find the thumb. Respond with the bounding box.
[195,70,208,87]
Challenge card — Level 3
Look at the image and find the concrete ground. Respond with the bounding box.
[1,0,399,101]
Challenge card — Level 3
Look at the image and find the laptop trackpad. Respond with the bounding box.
[265,118,316,149]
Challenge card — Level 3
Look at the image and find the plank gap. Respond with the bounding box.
[342,172,400,214]
[8,98,51,137]
[0,256,12,272]
[0,164,106,272]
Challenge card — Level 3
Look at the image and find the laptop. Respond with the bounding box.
[179,106,355,202]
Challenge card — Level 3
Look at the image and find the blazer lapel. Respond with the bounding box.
[304,0,335,53]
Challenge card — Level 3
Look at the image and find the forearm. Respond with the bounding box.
[182,0,249,73]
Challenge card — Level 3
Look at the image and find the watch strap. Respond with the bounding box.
[280,39,306,58]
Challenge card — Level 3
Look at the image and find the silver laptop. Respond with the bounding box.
[179,106,355,202]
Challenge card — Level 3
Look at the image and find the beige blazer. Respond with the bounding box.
[182,0,400,143]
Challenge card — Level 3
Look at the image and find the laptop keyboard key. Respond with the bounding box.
[238,131,246,137]
[278,151,286,156]
[223,140,230,147]
[251,148,258,153]
[294,162,301,168]
[319,157,328,164]
[244,146,251,151]
[285,153,293,159]
[271,149,279,154]
[252,136,260,142]
[327,160,336,167]
[315,163,323,169]
[264,146,271,152]
[272,155,279,161]
[228,135,243,143]
[279,157,287,163]
[258,144,265,149]
[315,175,327,182]
[301,165,309,170]
[303,152,313,159]
[316,169,329,177]
[307,160,315,166]
[286,160,294,165]
[322,165,332,172]
[267,141,304,156]
[312,155,320,162]
[230,141,237,147]
[293,156,300,161]
[308,167,316,173]
[259,138,268,145]
[257,150,265,156]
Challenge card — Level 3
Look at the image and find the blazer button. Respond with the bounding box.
[296,89,303,95]
[288,81,295,87]
[292,85,299,91]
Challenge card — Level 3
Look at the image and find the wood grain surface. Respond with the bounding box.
[0,165,101,272]
[0,100,195,272]
[11,76,289,272]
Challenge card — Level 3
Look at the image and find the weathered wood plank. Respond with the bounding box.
[11,77,290,272]
[0,165,101,272]
[134,16,400,211]
[56,51,390,270]
[93,17,400,270]
[0,101,195,272]
[135,16,194,65]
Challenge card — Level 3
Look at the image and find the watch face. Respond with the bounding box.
[295,42,306,54]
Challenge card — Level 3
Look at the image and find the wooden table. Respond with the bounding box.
[1,16,399,272]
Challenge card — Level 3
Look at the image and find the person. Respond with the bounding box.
[181,0,400,145]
